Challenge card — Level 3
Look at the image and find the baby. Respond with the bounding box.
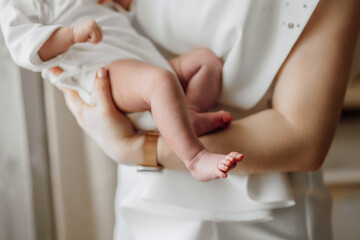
[0,0,243,181]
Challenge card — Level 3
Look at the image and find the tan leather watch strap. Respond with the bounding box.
[137,131,163,172]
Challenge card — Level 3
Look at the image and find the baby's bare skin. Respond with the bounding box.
[99,0,132,11]
[106,55,240,181]
[39,19,242,181]
[38,20,102,61]
[168,49,233,136]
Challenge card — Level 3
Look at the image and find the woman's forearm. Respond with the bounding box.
[157,109,319,174]
[157,0,360,174]
[116,102,334,174]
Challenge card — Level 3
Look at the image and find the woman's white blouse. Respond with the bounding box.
[133,0,319,109]
[117,0,320,224]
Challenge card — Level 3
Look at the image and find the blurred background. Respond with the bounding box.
[0,31,359,240]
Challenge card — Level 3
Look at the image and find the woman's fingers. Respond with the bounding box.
[49,66,64,76]
[62,88,87,118]
[58,66,115,118]
[94,67,115,110]
[52,66,116,125]
[48,66,88,118]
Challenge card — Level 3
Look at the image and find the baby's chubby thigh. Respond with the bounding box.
[105,59,181,114]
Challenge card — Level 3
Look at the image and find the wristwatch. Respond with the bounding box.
[136,131,164,172]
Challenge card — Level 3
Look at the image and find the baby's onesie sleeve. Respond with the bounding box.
[0,0,64,72]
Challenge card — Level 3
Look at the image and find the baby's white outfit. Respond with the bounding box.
[0,0,172,105]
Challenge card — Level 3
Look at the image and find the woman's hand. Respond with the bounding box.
[50,66,144,165]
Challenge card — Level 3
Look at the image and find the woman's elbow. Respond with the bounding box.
[295,135,332,172]
[300,148,327,172]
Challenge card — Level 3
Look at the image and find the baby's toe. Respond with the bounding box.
[218,162,230,172]
[225,155,235,165]
[220,158,232,167]
[215,168,227,178]
[230,152,243,162]
[223,155,238,166]
[230,162,237,170]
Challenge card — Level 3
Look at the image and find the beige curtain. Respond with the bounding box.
[44,81,117,240]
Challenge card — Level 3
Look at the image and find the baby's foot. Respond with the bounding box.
[189,110,233,136]
[217,152,243,177]
[186,151,243,181]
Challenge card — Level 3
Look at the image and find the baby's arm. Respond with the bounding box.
[0,2,102,70]
[98,0,132,11]
[38,20,103,61]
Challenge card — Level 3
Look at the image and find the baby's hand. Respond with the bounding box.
[73,20,103,44]
[98,0,113,3]
[98,0,131,11]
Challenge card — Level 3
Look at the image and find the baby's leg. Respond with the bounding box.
[106,59,242,181]
[169,48,233,136]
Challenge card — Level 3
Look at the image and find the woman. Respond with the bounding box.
[58,0,360,239]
